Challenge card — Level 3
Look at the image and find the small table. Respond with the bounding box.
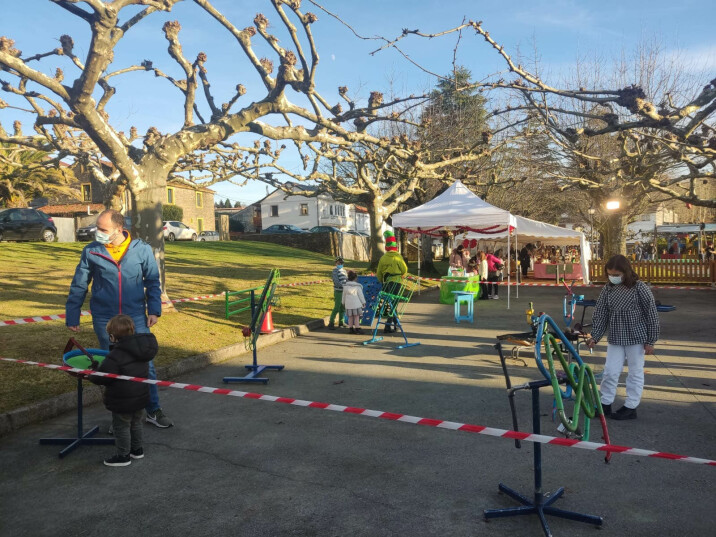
[452,291,476,323]
[39,348,115,458]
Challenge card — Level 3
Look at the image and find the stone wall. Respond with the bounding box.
[235,232,370,261]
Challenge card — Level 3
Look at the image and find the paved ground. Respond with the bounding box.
[1,284,715,537]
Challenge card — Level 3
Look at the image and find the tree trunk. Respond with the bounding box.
[130,167,174,311]
[442,233,450,260]
[366,197,387,271]
[421,234,437,275]
[398,229,408,254]
[602,212,628,259]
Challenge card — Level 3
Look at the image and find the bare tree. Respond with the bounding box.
[0,0,435,286]
[365,20,715,211]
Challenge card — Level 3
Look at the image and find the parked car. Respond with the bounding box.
[261,224,308,234]
[78,215,132,241]
[309,226,343,233]
[0,208,56,242]
[163,221,198,241]
[76,223,97,241]
[346,230,369,237]
[199,230,220,241]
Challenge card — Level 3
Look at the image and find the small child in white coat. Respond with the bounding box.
[341,271,366,335]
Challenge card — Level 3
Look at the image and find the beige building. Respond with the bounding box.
[165,179,216,232]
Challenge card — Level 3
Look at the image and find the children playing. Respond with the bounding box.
[342,271,366,334]
[88,314,158,467]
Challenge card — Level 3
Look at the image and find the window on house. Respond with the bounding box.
[81,184,91,202]
[300,203,308,216]
[329,206,334,216]
[271,205,279,217]
[197,218,204,232]
[196,191,203,208]
[167,187,175,204]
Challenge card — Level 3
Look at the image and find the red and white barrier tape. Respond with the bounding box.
[406,275,714,291]
[1,357,713,467]
[0,279,331,327]
[0,311,91,327]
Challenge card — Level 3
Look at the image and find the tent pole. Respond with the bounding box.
[507,224,511,310]
[515,233,519,298]
[418,232,421,295]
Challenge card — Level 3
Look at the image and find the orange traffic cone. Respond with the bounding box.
[260,306,276,334]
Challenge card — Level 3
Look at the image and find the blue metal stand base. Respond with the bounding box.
[484,380,603,536]
[362,317,420,349]
[223,364,285,384]
[39,377,114,458]
[484,483,602,536]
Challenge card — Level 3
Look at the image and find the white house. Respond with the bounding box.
[627,205,678,243]
[260,186,368,232]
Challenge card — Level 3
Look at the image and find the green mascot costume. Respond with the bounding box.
[376,229,408,333]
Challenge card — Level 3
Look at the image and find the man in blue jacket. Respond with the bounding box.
[66,209,173,428]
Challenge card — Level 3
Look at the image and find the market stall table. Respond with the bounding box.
[439,275,482,304]
[533,262,582,282]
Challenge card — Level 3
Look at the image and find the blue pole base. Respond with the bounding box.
[39,426,115,459]
[484,482,603,536]
[223,364,284,384]
[362,336,384,345]
[397,342,421,349]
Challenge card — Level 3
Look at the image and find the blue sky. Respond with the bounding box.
[2,0,715,205]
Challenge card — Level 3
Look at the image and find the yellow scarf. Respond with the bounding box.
[105,231,130,262]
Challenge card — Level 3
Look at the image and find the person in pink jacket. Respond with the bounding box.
[485,252,503,299]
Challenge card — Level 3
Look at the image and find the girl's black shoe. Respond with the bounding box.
[611,406,637,420]
[349,327,356,334]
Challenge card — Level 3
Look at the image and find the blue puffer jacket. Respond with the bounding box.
[66,235,162,326]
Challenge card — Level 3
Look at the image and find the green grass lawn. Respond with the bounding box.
[0,240,375,413]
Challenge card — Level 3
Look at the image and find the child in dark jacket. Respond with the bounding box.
[89,314,158,467]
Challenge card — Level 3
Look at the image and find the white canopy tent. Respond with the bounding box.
[392,181,517,307]
[391,180,517,231]
[467,215,592,283]
[391,181,592,308]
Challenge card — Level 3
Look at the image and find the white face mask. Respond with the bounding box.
[608,275,623,285]
[95,228,119,245]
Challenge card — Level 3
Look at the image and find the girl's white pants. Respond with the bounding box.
[599,343,645,409]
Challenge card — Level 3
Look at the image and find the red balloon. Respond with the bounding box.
[469,239,477,248]
[462,239,470,248]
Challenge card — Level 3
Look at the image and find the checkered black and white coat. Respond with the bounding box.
[591,280,659,346]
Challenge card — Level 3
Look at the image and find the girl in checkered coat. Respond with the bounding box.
[587,255,659,420]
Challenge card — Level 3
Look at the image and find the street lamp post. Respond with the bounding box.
[604,200,622,258]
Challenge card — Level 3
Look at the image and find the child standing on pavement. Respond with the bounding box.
[329,257,347,330]
[586,255,659,420]
[342,271,366,334]
[88,314,158,466]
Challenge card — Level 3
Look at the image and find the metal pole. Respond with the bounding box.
[507,222,511,309]
[531,385,543,500]
[418,232,422,295]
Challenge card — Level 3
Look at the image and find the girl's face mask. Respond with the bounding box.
[608,274,623,285]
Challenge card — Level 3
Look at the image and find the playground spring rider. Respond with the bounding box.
[223,269,285,384]
[486,314,611,535]
[362,278,420,349]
